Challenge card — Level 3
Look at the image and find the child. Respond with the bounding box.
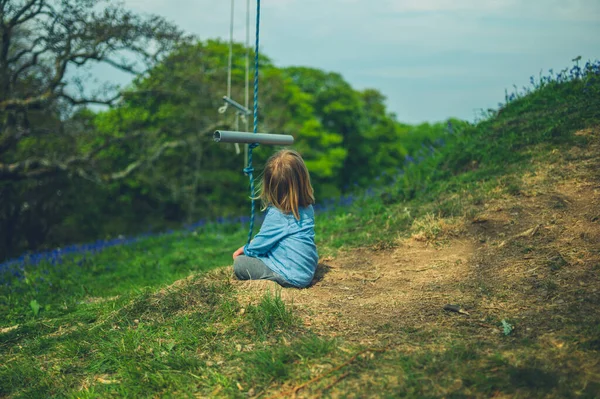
[232,149,318,288]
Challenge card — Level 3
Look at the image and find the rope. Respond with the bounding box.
[245,0,260,245]
[244,0,250,167]
[253,0,260,136]
[227,0,234,99]
[218,0,235,114]
[234,114,241,154]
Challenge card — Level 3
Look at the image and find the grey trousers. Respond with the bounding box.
[233,255,295,288]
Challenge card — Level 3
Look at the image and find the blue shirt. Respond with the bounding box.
[244,205,318,287]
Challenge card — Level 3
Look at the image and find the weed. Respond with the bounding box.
[29,300,40,317]
[501,320,514,336]
[503,177,523,196]
[411,213,462,242]
[247,290,298,337]
[547,253,568,271]
[542,279,558,292]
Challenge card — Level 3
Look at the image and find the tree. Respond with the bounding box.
[94,40,247,225]
[97,41,351,221]
[0,0,184,182]
[0,0,188,259]
[283,67,406,190]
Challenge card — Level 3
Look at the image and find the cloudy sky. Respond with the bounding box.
[118,0,600,123]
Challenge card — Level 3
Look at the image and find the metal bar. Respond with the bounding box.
[222,96,251,116]
[214,130,294,145]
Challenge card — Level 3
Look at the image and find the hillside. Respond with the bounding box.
[1,64,599,398]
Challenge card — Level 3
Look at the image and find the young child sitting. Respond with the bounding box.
[232,149,318,288]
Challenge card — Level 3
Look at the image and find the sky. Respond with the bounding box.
[113,0,600,124]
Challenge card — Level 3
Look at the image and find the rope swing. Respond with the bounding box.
[213,0,294,245]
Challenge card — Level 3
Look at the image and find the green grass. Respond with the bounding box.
[1,274,339,398]
[0,228,247,324]
[1,67,600,398]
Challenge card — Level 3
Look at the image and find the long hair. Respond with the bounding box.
[259,149,315,220]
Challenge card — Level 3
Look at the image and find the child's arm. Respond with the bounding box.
[244,210,289,257]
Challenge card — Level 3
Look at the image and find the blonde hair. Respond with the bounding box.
[259,149,315,220]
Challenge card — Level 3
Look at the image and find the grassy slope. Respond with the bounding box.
[1,69,599,398]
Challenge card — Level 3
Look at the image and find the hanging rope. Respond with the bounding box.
[244,0,251,167]
[233,114,240,154]
[219,0,236,114]
[243,0,260,245]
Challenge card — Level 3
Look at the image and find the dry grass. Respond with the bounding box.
[410,212,465,242]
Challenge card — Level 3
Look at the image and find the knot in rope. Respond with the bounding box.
[243,143,259,174]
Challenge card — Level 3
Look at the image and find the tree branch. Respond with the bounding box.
[0,122,229,182]
[11,46,52,85]
[8,0,43,28]
[102,57,142,75]
[8,36,45,64]
[0,91,52,111]
[106,140,185,180]
[105,122,228,181]
[59,91,121,107]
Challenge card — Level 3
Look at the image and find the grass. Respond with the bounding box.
[0,274,339,398]
[1,61,600,398]
[0,228,247,324]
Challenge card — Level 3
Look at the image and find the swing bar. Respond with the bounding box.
[213,130,294,146]
[222,96,251,116]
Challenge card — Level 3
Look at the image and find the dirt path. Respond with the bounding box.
[232,127,600,347]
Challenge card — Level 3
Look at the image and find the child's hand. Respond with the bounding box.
[232,246,245,259]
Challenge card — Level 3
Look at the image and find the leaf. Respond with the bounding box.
[501,319,514,336]
[30,300,40,317]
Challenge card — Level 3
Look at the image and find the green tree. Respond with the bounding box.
[283,67,407,191]
[0,0,181,258]
[97,41,351,220]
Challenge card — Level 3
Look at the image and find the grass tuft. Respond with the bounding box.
[247,289,298,337]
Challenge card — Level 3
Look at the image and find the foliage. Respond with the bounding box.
[0,0,182,181]
[0,0,182,259]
